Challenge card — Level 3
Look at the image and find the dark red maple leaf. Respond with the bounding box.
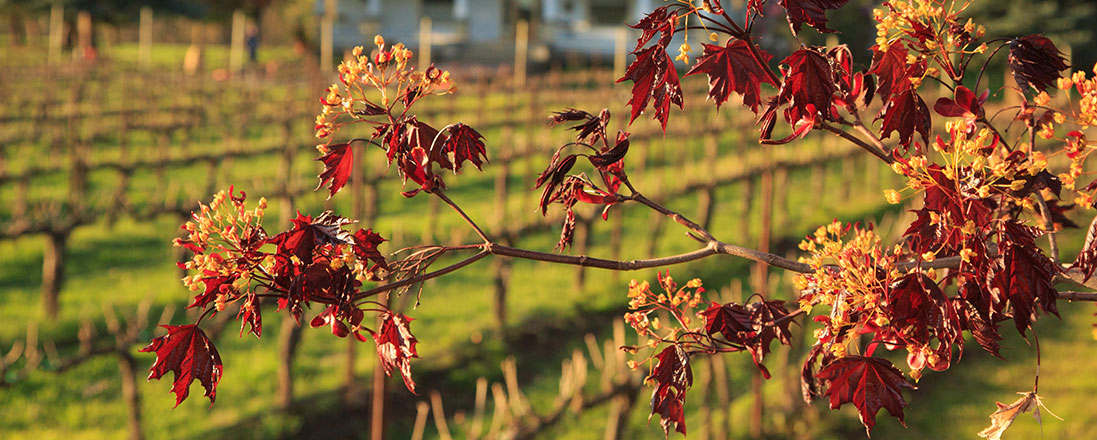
[869,44,920,101]
[648,345,693,436]
[878,88,931,149]
[535,153,578,215]
[441,123,488,172]
[685,39,777,113]
[778,49,835,123]
[374,312,420,393]
[617,45,683,131]
[883,273,961,371]
[993,221,1060,336]
[268,211,355,265]
[316,142,355,199]
[352,228,388,274]
[817,356,914,435]
[588,133,630,168]
[701,301,753,339]
[629,5,681,50]
[955,296,1003,358]
[1008,35,1069,93]
[779,0,850,35]
[140,325,224,407]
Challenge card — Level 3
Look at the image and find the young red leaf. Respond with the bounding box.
[352,228,389,273]
[648,345,693,436]
[817,356,914,435]
[779,49,835,123]
[878,88,931,148]
[685,39,777,113]
[316,142,354,199]
[629,5,681,50]
[779,0,850,35]
[441,123,488,172]
[1009,35,1069,93]
[869,44,913,101]
[189,273,237,309]
[701,301,753,339]
[140,325,224,407]
[374,312,420,393]
[267,211,355,265]
[993,221,1060,336]
[616,45,683,131]
[237,300,262,339]
[549,108,610,145]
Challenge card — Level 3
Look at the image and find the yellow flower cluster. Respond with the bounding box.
[315,35,457,141]
[873,0,984,58]
[175,189,267,293]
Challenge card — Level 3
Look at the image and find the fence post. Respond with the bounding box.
[41,231,67,320]
[750,155,774,439]
[514,19,528,89]
[321,0,336,73]
[139,7,152,68]
[118,351,144,440]
[229,10,246,74]
[48,5,63,64]
[419,17,432,72]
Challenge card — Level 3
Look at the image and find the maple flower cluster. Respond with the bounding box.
[313,35,487,200]
[145,188,423,407]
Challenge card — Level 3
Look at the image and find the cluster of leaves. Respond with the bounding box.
[315,35,487,199]
[536,109,630,249]
[144,186,419,405]
[613,0,1097,437]
[623,274,793,435]
[141,0,1097,438]
[147,34,496,409]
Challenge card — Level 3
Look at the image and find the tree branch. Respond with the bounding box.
[819,121,894,164]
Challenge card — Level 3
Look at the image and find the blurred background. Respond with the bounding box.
[1,0,1097,439]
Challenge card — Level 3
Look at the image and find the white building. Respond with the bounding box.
[317,0,708,62]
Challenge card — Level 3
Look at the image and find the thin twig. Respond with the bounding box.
[818,121,894,164]
[434,190,492,243]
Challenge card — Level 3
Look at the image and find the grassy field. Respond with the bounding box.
[1,49,1096,440]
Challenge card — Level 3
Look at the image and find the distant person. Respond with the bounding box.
[246,24,259,63]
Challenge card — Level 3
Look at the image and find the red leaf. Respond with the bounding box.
[616,45,683,131]
[648,345,693,436]
[1009,35,1069,93]
[549,108,610,145]
[817,356,914,435]
[701,301,753,339]
[316,142,354,199]
[442,123,488,172]
[685,39,777,113]
[869,44,918,101]
[993,221,1060,336]
[140,325,224,407]
[353,228,388,273]
[189,274,237,309]
[374,312,420,393]
[878,88,931,149]
[267,211,355,265]
[629,5,681,50]
[779,49,835,123]
[779,0,850,35]
[237,300,262,339]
